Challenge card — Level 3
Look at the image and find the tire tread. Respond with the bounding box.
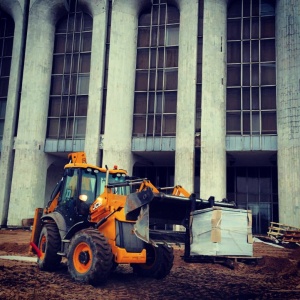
[68,228,113,285]
[38,223,61,271]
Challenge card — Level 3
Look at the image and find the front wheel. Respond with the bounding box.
[37,223,62,271]
[67,228,113,285]
[131,243,174,279]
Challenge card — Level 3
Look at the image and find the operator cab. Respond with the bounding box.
[54,166,128,229]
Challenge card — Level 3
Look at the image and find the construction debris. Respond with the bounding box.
[268,222,300,243]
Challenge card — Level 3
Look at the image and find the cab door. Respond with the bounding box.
[56,168,80,229]
[56,167,99,228]
[76,168,98,220]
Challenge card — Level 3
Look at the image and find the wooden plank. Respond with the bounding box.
[267,222,300,242]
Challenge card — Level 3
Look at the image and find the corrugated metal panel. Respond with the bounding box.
[261,135,277,150]
[252,136,260,150]
[226,136,277,151]
[132,137,176,151]
[44,139,85,152]
[44,139,58,152]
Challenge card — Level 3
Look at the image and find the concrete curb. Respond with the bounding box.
[0,255,37,262]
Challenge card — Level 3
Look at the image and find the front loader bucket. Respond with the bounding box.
[125,189,197,227]
[125,188,154,221]
[148,193,196,226]
[125,189,153,244]
[125,188,235,227]
[133,205,150,243]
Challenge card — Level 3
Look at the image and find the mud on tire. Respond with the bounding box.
[67,228,113,285]
[131,243,174,279]
[38,223,62,271]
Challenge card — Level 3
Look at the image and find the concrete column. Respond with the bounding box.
[103,0,146,173]
[0,0,25,226]
[174,0,198,192]
[84,2,107,166]
[276,0,300,227]
[8,1,66,226]
[200,0,227,201]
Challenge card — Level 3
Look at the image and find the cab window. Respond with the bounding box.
[61,169,79,202]
[81,169,98,205]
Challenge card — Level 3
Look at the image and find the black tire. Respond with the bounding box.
[37,223,62,271]
[67,228,113,285]
[131,243,174,279]
[111,260,118,272]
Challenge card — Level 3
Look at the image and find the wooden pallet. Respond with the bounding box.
[283,230,300,243]
[268,222,300,243]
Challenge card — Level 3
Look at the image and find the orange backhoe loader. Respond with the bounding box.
[30,152,234,285]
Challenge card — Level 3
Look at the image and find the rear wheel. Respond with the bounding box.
[38,223,62,271]
[131,243,174,279]
[67,228,113,285]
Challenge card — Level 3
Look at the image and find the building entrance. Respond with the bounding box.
[227,166,278,234]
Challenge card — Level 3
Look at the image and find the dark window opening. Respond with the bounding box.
[0,11,14,138]
[133,1,179,138]
[226,0,276,136]
[46,0,92,140]
[227,165,278,234]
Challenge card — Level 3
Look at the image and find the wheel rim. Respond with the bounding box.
[39,235,46,260]
[73,242,92,273]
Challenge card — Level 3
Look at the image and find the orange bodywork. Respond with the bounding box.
[137,180,191,197]
[68,152,87,164]
[137,180,160,193]
[30,151,194,265]
[171,185,191,197]
[29,207,43,254]
[89,187,147,264]
[45,192,59,214]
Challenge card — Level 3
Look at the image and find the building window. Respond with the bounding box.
[0,11,14,139]
[227,166,278,234]
[195,0,204,137]
[46,1,92,139]
[101,0,112,135]
[133,1,179,137]
[226,0,276,135]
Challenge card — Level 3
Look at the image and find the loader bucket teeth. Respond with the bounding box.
[125,188,154,221]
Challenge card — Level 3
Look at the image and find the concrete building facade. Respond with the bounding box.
[0,0,299,233]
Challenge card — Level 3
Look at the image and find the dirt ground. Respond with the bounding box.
[0,229,300,300]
